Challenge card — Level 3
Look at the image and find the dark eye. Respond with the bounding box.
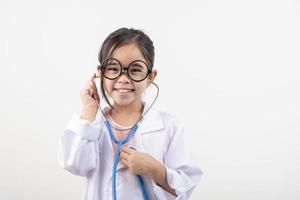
[106,63,120,71]
[130,68,142,73]
[130,63,144,72]
[107,67,119,71]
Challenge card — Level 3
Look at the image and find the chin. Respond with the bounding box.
[113,97,136,107]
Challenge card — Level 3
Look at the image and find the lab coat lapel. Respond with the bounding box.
[102,125,115,171]
[136,108,165,135]
[96,107,115,173]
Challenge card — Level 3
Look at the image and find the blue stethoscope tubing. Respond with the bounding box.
[98,82,159,200]
[104,120,149,200]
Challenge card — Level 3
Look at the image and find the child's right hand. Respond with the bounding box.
[80,72,101,122]
[80,72,101,109]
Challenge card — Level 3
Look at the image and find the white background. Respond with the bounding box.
[0,0,299,199]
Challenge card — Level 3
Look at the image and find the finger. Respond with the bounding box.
[92,80,99,94]
[88,78,97,88]
[88,82,97,95]
[87,80,99,97]
[98,70,102,79]
[90,72,97,81]
[84,81,94,91]
[122,146,135,154]
[81,88,89,95]
[96,68,102,79]
[89,76,99,89]
[120,151,129,161]
[120,158,129,167]
[91,82,100,101]
[87,86,94,96]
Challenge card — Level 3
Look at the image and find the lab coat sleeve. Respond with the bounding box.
[58,113,102,177]
[153,121,203,200]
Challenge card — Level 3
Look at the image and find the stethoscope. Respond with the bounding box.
[97,80,160,200]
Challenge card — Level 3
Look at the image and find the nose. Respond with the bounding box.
[117,71,131,83]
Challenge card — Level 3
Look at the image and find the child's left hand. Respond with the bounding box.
[119,146,157,176]
[120,146,177,196]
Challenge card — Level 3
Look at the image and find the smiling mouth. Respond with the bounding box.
[114,88,135,93]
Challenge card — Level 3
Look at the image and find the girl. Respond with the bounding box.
[58,27,202,200]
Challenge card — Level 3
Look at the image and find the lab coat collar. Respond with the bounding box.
[95,101,165,135]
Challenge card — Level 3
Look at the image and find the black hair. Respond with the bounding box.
[97,27,155,109]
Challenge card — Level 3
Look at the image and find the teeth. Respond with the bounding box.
[117,89,131,93]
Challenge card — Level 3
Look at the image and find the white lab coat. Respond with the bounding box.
[58,103,203,200]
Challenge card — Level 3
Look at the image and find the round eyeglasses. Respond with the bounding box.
[99,58,152,82]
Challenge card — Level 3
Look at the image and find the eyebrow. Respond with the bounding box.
[130,63,143,68]
[110,58,146,66]
[108,61,118,64]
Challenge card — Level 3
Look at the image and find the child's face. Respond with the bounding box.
[102,43,156,107]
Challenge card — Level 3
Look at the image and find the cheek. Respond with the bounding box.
[134,83,148,94]
[103,80,114,92]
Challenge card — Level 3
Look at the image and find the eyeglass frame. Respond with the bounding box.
[98,58,152,82]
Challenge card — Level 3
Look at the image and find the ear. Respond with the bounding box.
[147,69,157,86]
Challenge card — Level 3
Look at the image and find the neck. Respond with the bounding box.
[112,100,143,115]
[109,99,144,127]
